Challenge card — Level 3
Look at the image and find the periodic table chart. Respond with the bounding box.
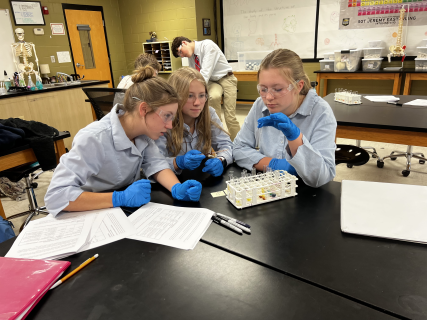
[317,0,427,56]
[340,0,427,29]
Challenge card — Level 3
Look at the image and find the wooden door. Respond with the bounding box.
[64,9,113,87]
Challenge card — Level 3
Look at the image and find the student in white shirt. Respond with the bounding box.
[155,67,233,177]
[233,49,337,188]
[171,37,241,141]
[45,66,203,216]
[117,53,161,89]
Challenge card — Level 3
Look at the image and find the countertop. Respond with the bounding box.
[0,80,110,100]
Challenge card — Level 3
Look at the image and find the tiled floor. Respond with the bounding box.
[3,103,426,235]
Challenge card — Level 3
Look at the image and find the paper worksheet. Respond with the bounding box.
[127,202,213,250]
[341,180,427,244]
[403,99,427,107]
[364,96,399,102]
[5,213,95,260]
[78,208,137,252]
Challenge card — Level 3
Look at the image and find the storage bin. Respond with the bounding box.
[362,58,383,71]
[320,59,334,71]
[334,49,362,72]
[368,40,382,48]
[237,51,272,71]
[415,58,427,71]
[323,52,335,60]
[363,47,383,58]
[416,47,427,59]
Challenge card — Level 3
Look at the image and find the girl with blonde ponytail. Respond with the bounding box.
[233,49,337,188]
[156,67,233,177]
[45,66,203,216]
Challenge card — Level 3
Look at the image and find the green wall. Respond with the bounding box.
[118,0,197,75]
[0,0,127,87]
[195,0,217,43]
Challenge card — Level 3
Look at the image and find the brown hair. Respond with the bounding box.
[258,49,311,95]
[134,53,161,71]
[165,67,229,156]
[171,36,192,58]
[118,66,178,115]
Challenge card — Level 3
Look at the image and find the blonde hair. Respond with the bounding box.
[119,66,178,115]
[166,67,229,156]
[134,53,161,71]
[258,49,311,95]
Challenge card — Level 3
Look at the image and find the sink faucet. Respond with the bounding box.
[56,72,74,84]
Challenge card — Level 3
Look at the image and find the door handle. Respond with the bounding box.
[76,63,84,68]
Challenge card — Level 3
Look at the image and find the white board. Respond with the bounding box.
[10,1,45,25]
[0,9,18,79]
[223,0,317,60]
[341,180,427,244]
[317,0,427,57]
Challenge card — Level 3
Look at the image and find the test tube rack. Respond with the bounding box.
[334,91,362,105]
[225,170,298,209]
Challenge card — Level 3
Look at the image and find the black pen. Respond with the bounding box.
[215,213,251,229]
[215,215,251,234]
[387,101,402,106]
[212,216,242,234]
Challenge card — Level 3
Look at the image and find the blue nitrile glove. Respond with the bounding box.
[258,113,301,141]
[202,158,224,177]
[171,180,202,202]
[269,158,297,176]
[175,150,206,170]
[112,179,151,207]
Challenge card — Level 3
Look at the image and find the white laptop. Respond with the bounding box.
[341,180,427,244]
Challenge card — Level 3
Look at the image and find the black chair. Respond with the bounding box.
[1,162,49,231]
[335,144,370,167]
[377,145,426,177]
[82,88,126,121]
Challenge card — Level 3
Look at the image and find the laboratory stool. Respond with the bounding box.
[335,144,370,167]
[377,145,426,177]
[346,140,378,168]
[0,162,49,231]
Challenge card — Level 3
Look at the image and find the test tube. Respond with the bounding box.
[263,165,267,173]
[251,167,256,176]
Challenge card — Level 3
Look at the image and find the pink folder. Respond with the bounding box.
[0,257,71,320]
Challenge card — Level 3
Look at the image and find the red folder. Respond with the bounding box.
[0,257,70,320]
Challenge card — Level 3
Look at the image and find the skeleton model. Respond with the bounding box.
[388,7,406,62]
[11,28,40,84]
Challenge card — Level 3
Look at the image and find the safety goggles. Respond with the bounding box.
[257,80,300,98]
[132,97,175,123]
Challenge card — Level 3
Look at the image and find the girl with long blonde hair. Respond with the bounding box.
[233,49,337,188]
[156,67,233,177]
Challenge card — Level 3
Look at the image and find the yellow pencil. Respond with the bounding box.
[50,254,99,289]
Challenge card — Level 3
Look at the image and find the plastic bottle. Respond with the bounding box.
[18,74,26,87]
[27,75,36,91]
[35,74,43,90]
[3,71,11,90]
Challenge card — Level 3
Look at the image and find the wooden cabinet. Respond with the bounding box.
[142,41,182,74]
[0,83,107,150]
